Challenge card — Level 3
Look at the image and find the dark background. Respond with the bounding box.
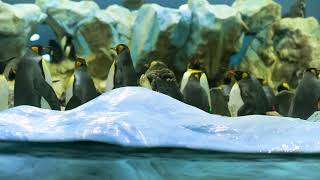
[4,0,320,46]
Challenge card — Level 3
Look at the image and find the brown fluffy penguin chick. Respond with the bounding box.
[139,61,183,101]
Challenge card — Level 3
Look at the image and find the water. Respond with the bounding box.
[1,141,320,179]
[1,87,320,179]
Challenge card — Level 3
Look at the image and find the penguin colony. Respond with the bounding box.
[0,0,318,120]
[1,38,320,120]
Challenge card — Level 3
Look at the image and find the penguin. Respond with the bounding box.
[288,68,320,119]
[210,87,230,116]
[274,82,295,116]
[139,61,183,101]
[60,35,76,61]
[14,47,60,110]
[228,71,270,116]
[65,57,99,110]
[283,0,306,18]
[180,58,212,113]
[257,78,275,111]
[48,39,64,63]
[106,44,138,91]
[0,63,9,111]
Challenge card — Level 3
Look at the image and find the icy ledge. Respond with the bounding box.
[0,87,320,153]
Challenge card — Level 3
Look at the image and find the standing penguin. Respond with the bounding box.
[65,57,99,110]
[106,44,138,91]
[288,68,320,119]
[274,82,295,116]
[139,61,183,101]
[180,59,212,113]
[228,71,269,116]
[14,47,60,110]
[0,63,9,111]
[257,78,275,111]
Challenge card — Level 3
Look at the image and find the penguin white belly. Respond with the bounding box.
[40,59,53,110]
[228,82,244,117]
[0,75,9,111]
[65,75,75,105]
[105,61,115,91]
[200,73,212,111]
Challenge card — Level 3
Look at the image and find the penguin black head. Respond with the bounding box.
[113,44,128,55]
[48,39,64,63]
[188,56,204,70]
[229,70,250,81]
[305,68,319,78]
[31,45,45,55]
[277,82,290,92]
[75,57,87,68]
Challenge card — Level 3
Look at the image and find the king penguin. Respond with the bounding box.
[180,58,212,113]
[257,78,275,111]
[288,68,320,119]
[106,44,138,91]
[228,71,269,116]
[139,61,183,101]
[274,82,295,116]
[0,63,9,111]
[65,57,99,110]
[14,46,60,110]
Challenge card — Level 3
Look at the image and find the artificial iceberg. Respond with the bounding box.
[1,87,320,179]
[1,87,320,153]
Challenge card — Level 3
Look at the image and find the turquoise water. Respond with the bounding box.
[1,87,320,179]
[1,141,320,179]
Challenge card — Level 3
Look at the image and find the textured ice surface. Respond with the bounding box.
[0,87,320,153]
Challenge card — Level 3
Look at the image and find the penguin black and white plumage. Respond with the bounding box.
[0,63,9,111]
[257,78,275,111]
[180,59,212,113]
[65,57,99,110]
[288,68,320,120]
[106,44,138,91]
[228,71,270,117]
[61,35,76,61]
[274,82,295,116]
[14,48,60,110]
[283,0,306,18]
[139,61,183,101]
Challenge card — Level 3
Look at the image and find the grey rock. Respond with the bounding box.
[232,0,281,33]
[0,2,46,76]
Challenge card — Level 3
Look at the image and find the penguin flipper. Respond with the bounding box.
[34,79,61,111]
[65,95,81,110]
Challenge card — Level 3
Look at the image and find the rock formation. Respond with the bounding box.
[0,2,46,76]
